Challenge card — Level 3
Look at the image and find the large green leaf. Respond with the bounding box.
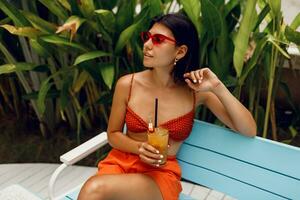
[201,0,222,39]
[78,0,95,18]
[0,0,30,26]
[253,4,270,32]
[285,26,300,45]
[21,10,57,34]
[58,0,71,11]
[100,63,114,90]
[94,9,116,34]
[0,62,39,74]
[38,80,54,115]
[115,0,135,35]
[115,23,139,54]
[267,0,281,19]
[143,0,162,18]
[290,13,300,30]
[240,35,268,83]
[180,0,201,36]
[233,0,257,77]
[74,51,111,66]
[216,19,232,80]
[0,24,42,38]
[72,70,90,93]
[40,35,89,52]
[38,0,68,20]
[29,39,52,58]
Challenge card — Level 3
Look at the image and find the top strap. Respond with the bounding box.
[127,73,135,103]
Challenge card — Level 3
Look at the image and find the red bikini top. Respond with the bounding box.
[125,74,195,141]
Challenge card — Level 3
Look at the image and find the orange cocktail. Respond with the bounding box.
[148,127,169,164]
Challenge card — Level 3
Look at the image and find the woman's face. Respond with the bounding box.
[142,23,178,69]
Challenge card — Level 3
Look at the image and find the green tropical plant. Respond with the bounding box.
[0,0,299,144]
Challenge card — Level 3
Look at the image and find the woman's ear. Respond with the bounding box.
[176,45,188,60]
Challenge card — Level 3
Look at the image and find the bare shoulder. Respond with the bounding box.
[113,74,134,102]
[116,73,133,87]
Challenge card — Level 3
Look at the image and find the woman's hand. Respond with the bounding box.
[138,142,164,167]
[183,68,221,92]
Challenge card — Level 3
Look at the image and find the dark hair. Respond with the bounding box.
[149,13,200,83]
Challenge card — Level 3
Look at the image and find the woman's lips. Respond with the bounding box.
[143,52,153,58]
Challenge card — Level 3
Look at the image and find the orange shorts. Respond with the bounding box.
[97,148,182,200]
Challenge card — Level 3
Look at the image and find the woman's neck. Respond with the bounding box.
[150,67,175,88]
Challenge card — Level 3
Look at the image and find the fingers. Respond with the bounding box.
[185,78,198,90]
[138,143,164,167]
[139,154,163,168]
[184,69,204,83]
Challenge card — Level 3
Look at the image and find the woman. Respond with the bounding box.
[78,13,256,200]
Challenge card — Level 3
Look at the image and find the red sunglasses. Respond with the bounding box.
[140,31,176,45]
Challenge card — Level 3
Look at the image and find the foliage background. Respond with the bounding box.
[0,0,299,164]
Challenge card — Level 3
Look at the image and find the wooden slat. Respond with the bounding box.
[179,161,287,200]
[178,144,300,199]
[186,120,300,180]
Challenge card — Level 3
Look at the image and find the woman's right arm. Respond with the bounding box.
[106,75,142,155]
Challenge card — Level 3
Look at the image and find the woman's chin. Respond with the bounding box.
[143,61,153,68]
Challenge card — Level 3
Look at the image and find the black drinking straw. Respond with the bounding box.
[154,98,158,128]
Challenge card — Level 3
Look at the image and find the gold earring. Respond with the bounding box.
[174,58,178,65]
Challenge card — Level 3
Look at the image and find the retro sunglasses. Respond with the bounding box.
[140,31,176,45]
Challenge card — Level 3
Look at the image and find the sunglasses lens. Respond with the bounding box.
[152,35,164,44]
[141,32,150,43]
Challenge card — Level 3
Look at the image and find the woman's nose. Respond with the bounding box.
[143,38,153,50]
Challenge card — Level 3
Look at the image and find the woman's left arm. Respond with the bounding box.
[184,68,257,137]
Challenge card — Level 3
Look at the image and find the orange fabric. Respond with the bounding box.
[98,149,182,200]
[125,73,195,141]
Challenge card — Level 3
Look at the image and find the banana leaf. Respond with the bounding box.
[285,26,300,45]
[115,0,135,35]
[29,39,52,58]
[115,22,140,54]
[74,51,111,66]
[94,9,116,35]
[0,62,40,74]
[58,0,71,11]
[268,0,281,19]
[38,0,68,20]
[201,0,222,40]
[143,0,162,18]
[0,24,42,38]
[240,35,268,83]
[40,35,89,52]
[180,0,201,36]
[233,0,257,77]
[78,0,95,19]
[21,10,57,34]
[0,0,31,26]
[72,70,90,93]
[99,63,114,90]
[290,13,300,30]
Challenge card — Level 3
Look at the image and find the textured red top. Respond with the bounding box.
[125,74,195,141]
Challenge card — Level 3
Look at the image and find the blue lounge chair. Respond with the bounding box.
[49,120,300,200]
